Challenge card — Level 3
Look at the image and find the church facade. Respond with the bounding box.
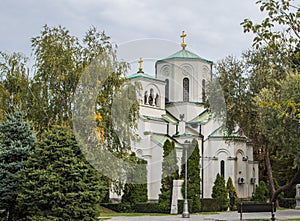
[127,32,259,202]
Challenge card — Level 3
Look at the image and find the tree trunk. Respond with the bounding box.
[265,142,300,207]
[264,142,278,206]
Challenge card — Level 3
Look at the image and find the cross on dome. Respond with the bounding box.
[180,31,187,49]
[138,57,144,73]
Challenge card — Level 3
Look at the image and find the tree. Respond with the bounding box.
[211,174,229,211]
[240,0,300,203]
[180,139,201,213]
[16,125,107,221]
[0,52,31,121]
[256,73,300,199]
[0,112,35,221]
[226,177,238,211]
[213,0,299,202]
[158,140,179,212]
[251,181,270,202]
[121,154,147,205]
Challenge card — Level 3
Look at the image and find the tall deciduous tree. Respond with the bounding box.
[30,25,83,131]
[0,52,30,120]
[0,112,35,221]
[16,125,106,221]
[213,0,299,204]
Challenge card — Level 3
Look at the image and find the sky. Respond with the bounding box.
[0,0,265,73]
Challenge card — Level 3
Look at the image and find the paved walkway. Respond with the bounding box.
[107,209,300,221]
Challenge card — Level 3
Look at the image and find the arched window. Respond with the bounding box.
[149,88,154,105]
[165,79,169,103]
[155,94,159,107]
[183,78,189,102]
[202,79,206,101]
[220,160,225,177]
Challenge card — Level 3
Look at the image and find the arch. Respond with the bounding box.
[149,88,154,105]
[215,148,231,156]
[180,64,194,76]
[155,94,159,106]
[183,77,189,102]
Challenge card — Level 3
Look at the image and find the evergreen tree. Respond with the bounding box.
[251,181,270,203]
[16,125,107,221]
[158,140,179,212]
[180,139,201,213]
[122,154,147,205]
[211,173,229,211]
[226,177,238,210]
[0,112,35,221]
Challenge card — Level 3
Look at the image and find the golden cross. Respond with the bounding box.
[180,31,187,49]
[138,57,143,72]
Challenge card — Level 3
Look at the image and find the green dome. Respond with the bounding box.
[158,49,213,63]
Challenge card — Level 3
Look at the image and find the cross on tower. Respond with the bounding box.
[138,57,143,73]
[180,31,187,49]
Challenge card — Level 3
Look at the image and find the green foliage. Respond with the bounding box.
[241,0,299,52]
[122,155,147,205]
[251,181,270,202]
[0,112,35,221]
[180,139,201,213]
[16,125,107,221]
[211,173,229,211]
[158,140,179,212]
[226,177,238,210]
[0,52,30,121]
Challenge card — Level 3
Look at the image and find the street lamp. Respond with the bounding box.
[182,140,190,218]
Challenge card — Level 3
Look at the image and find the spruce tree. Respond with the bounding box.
[16,125,107,221]
[180,139,201,213]
[211,173,229,211]
[226,177,238,210]
[122,153,147,205]
[0,112,35,221]
[158,140,179,212]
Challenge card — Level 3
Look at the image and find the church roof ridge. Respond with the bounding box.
[208,126,248,140]
[157,48,213,63]
[127,71,165,83]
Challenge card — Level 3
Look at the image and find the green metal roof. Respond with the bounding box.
[162,111,179,124]
[208,126,247,140]
[151,133,181,146]
[157,49,213,63]
[127,71,165,83]
[188,110,212,124]
[142,115,166,123]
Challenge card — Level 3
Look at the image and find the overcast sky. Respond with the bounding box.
[0,0,265,73]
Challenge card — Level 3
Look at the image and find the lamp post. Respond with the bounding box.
[182,140,190,218]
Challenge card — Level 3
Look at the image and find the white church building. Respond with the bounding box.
[124,32,258,203]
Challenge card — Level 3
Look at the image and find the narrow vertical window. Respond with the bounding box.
[165,79,169,103]
[144,91,148,104]
[183,78,189,102]
[220,160,225,177]
[149,89,154,105]
[155,94,159,107]
[202,79,206,101]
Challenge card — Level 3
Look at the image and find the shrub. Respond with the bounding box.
[211,173,229,211]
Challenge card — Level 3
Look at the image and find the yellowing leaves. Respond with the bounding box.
[94,112,102,122]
